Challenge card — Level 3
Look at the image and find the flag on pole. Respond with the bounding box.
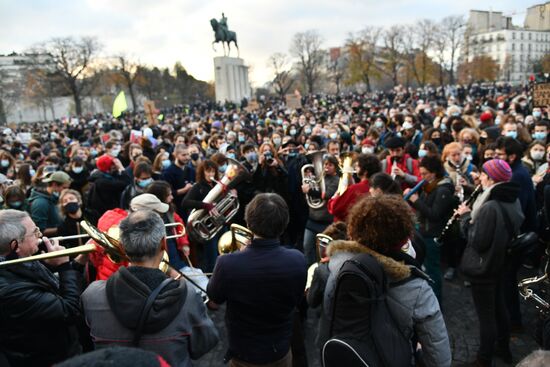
[112,91,128,118]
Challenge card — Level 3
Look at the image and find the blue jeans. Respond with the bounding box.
[166,239,186,270]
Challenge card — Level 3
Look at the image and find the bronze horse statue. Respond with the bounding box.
[210,18,239,57]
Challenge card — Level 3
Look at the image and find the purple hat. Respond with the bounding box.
[212,120,223,129]
[482,159,512,183]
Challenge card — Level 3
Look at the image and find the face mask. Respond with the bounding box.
[396,132,402,138]
[277,119,283,125]
[452,112,460,117]
[465,154,473,161]
[90,149,98,157]
[264,152,273,160]
[72,166,83,174]
[238,135,245,142]
[29,169,36,177]
[495,118,501,126]
[137,178,153,188]
[533,132,547,140]
[355,131,364,138]
[375,120,384,129]
[245,152,258,162]
[273,138,281,146]
[424,108,431,114]
[64,202,80,214]
[226,153,236,160]
[362,146,374,154]
[505,131,517,139]
[111,149,120,157]
[290,129,297,136]
[288,152,297,158]
[440,123,447,131]
[304,128,312,135]
[533,111,542,119]
[19,154,24,160]
[418,149,428,158]
[162,159,171,169]
[329,133,338,140]
[304,143,310,150]
[52,191,60,198]
[432,138,441,145]
[219,164,228,173]
[9,201,22,209]
[479,136,487,145]
[531,151,545,161]
[190,153,199,161]
[1,159,9,167]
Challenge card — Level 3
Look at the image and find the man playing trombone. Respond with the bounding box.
[81,210,219,367]
[0,209,88,367]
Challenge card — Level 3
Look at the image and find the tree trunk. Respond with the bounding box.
[439,64,444,86]
[128,84,137,112]
[71,81,82,115]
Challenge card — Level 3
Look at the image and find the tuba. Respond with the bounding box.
[301,151,326,209]
[336,152,356,196]
[187,158,250,243]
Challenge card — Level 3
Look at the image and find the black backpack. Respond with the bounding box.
[326,253,414,367]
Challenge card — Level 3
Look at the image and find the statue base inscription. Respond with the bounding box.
[214,57,251,104]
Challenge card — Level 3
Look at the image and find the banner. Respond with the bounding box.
[143,100,158,125]
[286,94,302,110]
[533,83,550,107]
[112,91,128,118]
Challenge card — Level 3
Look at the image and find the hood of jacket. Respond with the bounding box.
[488,181,520,204]
[326,240,411,282]
[28,187,55,203]
[105,266,187,333]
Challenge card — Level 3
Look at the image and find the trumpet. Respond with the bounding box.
[217,224,253,255]
[336,152,356,196]
[301,151,326,209]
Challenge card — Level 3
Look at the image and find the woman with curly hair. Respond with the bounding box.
[321,195,451,367]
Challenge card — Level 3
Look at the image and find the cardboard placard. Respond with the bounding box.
[245,100,260,113]
[286,94,302,110]
[533,83,550,107]
[143,100,158,125]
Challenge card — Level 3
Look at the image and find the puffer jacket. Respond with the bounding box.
[0,261,82,367]
[81,266,219,367]
[320,240,451,367]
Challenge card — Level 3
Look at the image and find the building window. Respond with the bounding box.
[512,43,515,51]
[529,33,532,40]
[520,32,523,40]
[512,32,516,40]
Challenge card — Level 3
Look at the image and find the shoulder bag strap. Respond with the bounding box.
[133,277,174,346]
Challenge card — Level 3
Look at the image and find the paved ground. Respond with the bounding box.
[195,268,543,367]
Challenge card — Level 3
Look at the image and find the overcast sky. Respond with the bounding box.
[0,0,535,86]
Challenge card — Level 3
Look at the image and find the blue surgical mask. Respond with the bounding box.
[329,133,338,140]
[304,143,310,150]
[277,119,283,125]
[1,159,9,167]
[29,169,36,177]
[238,135,245,142]
[90,149,98,157]
[226,153,236,160]
[219,164,228,173]
[304,128,312,135]
[533,132,547,140]
[110,149,120,157]
[418,149,428,158]
[505,131,518,139]
[72,166,83,174]
[288,152,297,158]
[452,112,460,117]
[533,111,542,119]
[495,118,501,126]
[440,123,447,131]
[245,152,258,162]
[273,138,281,146]
[375,120,384,129]
[290,129,297,136]
[137,178,153,188]
[52,191,60,198]
[162,159,171,169]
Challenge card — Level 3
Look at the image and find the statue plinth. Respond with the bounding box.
[214,57,250,103]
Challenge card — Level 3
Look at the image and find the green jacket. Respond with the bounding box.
[28,188,62,231]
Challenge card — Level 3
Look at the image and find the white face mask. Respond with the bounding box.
[531,150,545,161]
[362,146,374,154]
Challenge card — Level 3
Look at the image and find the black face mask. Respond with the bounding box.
[64,202,80,214]
[432,138,441,146]
[479,136,487,145]
[190,153,200,161]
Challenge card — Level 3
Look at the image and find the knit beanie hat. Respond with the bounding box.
[482,159,512,183]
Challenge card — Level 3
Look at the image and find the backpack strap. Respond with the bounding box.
[389,265,433,288]
[133,277,174,346]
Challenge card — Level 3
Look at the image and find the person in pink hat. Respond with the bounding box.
[455,159,524,367]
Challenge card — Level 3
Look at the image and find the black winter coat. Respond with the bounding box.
[0,262,82,366]
[411,177,456,237]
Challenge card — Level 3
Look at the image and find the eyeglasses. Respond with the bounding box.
[25,227,42,239]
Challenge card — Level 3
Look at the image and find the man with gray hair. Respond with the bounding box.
[81,210,219,367]
[0,209,85,367]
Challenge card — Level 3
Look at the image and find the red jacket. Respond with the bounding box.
[383,154,422,190]
[89,208,129,280]
[327,180,370,222]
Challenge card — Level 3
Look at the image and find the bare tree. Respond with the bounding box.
[31,36,101,115]
[441,15,465,85]
[345,27,382,92]
[268,53,295,99]
[433,25,448,87]
[413,19,438,87]
[112,56,143,111]
[327,48,347,94]
[290,30,324,94]
[380,25,404,86]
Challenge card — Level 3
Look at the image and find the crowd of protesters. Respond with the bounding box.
[0,81,549,367]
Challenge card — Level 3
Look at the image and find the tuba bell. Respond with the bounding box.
[301,151,326,209]
[336,152,356,196]
[187,158,250,243]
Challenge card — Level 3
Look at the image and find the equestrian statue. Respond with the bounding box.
[210,12,239,57]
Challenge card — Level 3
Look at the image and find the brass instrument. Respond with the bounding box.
[217,224,253,255]
[518,248,550,316]
[306,234,334,291]
[336,152,356,196]
[187,158,250,243]
[435,185,483,245]
[301,151,326,209]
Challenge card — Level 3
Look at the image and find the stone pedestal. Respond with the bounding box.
[214,57,251,104]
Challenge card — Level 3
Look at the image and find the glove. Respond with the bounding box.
[202,202,215,211]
